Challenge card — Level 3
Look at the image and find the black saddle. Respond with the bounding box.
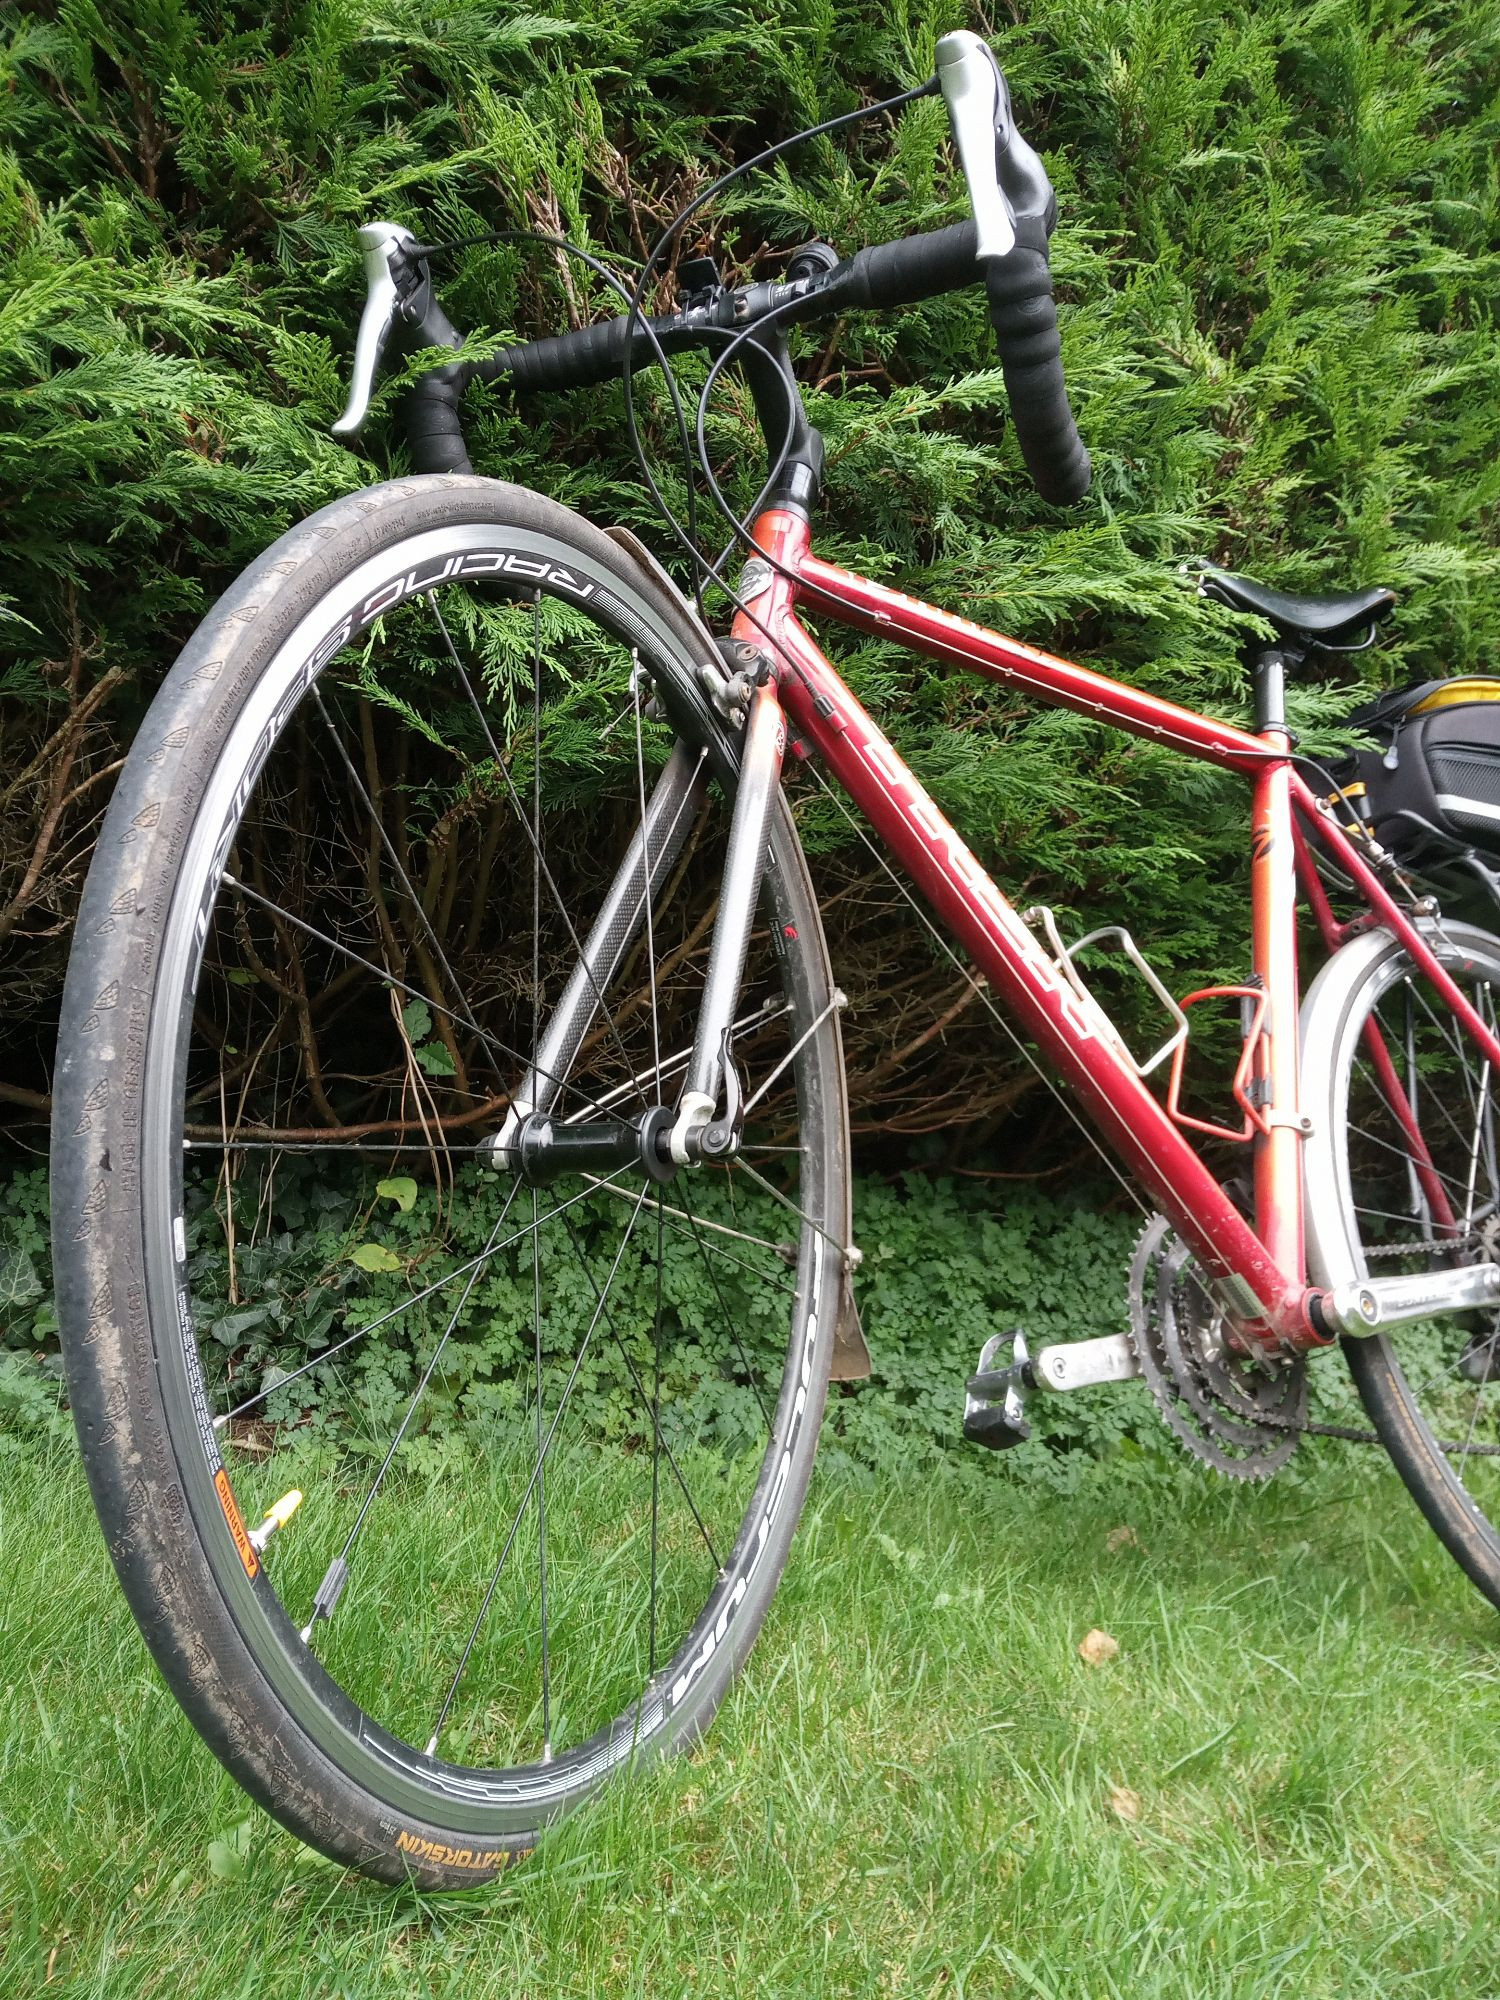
[1196,565,1396,649]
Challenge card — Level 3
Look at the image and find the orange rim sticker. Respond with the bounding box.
[214,1467,259,1579]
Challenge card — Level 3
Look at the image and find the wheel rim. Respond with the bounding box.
[1320,931,1500,1542]
[138,523,839,1826]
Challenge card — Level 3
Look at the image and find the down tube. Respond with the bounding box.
[766,618,1312,1345]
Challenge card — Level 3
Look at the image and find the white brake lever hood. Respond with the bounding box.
[332,221,419,437]
[935,31,1018,262]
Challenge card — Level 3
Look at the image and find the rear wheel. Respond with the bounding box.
[52,477,850,1884]
[1302,919,1500,1610]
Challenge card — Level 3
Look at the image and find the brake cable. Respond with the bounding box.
[619,76,938,614]
[405,224,714,614]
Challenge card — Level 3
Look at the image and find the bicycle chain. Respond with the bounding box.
[1298,1225,1500,1453]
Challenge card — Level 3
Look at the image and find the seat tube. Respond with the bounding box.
[1251,731,1306,1289]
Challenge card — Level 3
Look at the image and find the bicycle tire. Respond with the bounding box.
[52,475,851,1885]
[1302,918,1500,1610]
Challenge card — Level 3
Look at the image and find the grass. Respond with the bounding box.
[4,1436,1500,1998]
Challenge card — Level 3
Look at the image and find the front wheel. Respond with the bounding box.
[1302,918,1500,1610]
[52,476,851,1885]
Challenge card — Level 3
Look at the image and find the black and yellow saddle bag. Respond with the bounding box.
[1329,677,1500,877]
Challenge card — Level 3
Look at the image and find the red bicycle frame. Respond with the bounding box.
[734,509,1500,1353]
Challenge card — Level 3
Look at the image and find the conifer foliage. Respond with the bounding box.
[1,0,1497,1145]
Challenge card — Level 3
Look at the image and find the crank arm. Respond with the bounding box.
[1031,1332,1140,1391]
[1320,1263,1500,1337]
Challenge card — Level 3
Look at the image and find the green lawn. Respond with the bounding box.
[4,1438,1500,1999]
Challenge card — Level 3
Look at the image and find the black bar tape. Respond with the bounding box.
[405,363,474,475]
[483,317,635,391]
[402,288,475,475]
[984,246,1090,504]
[829,221,978,309]
[405,316,661,469]
[457,222,985,413]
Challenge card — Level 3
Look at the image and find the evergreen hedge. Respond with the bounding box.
[2,0,1497,1154]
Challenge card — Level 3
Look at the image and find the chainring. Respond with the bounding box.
[1127,1216,1306,1481]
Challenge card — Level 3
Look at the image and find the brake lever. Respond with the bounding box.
[331,221,421,437]
[935,31,1018,262]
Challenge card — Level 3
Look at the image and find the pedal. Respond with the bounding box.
[963,1329,1033,1451]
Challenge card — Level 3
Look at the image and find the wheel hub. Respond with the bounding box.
[488,1105,680,1186]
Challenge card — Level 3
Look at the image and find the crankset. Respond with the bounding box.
[1127,1215,1307,1481]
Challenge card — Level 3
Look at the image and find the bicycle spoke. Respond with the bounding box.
[1339,954,1500,1517]
[1462,1052,1492,1238]
[632,653,666,1109]
[213,1171,635,1426]
[1347,1200,1480,1241]
[310,682,492,1057]
[1387,985,1493,1156]
[675,1178,772,1430]
[724,1154,850,1263]
[222,871,623,1126]
[562,998,789,1125]
[426,588,650,1114]
[529,608,553,1759]
[649,1195,665,1673]
[553,1204,721,1570]
[1346,1091,1486,1211]
[185,1140,497,1154]
[424,1186,652,1757]
[300,1184,524,1644]
[1456,1373,1488,1474]
[579,1170,797,1284]
[740,990,843,1115]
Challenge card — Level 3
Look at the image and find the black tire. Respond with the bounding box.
[52,476,850,1885]
[1302,918,1500,1609]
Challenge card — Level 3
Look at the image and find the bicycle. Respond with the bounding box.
[50,33,1500,1887]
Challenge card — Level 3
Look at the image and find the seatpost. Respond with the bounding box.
[1251,645,1295,737]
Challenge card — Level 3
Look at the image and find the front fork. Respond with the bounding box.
[489,673,786,1179]
[668,678,787,1163]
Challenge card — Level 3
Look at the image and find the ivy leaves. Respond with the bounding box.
[348,1242,402,1274]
